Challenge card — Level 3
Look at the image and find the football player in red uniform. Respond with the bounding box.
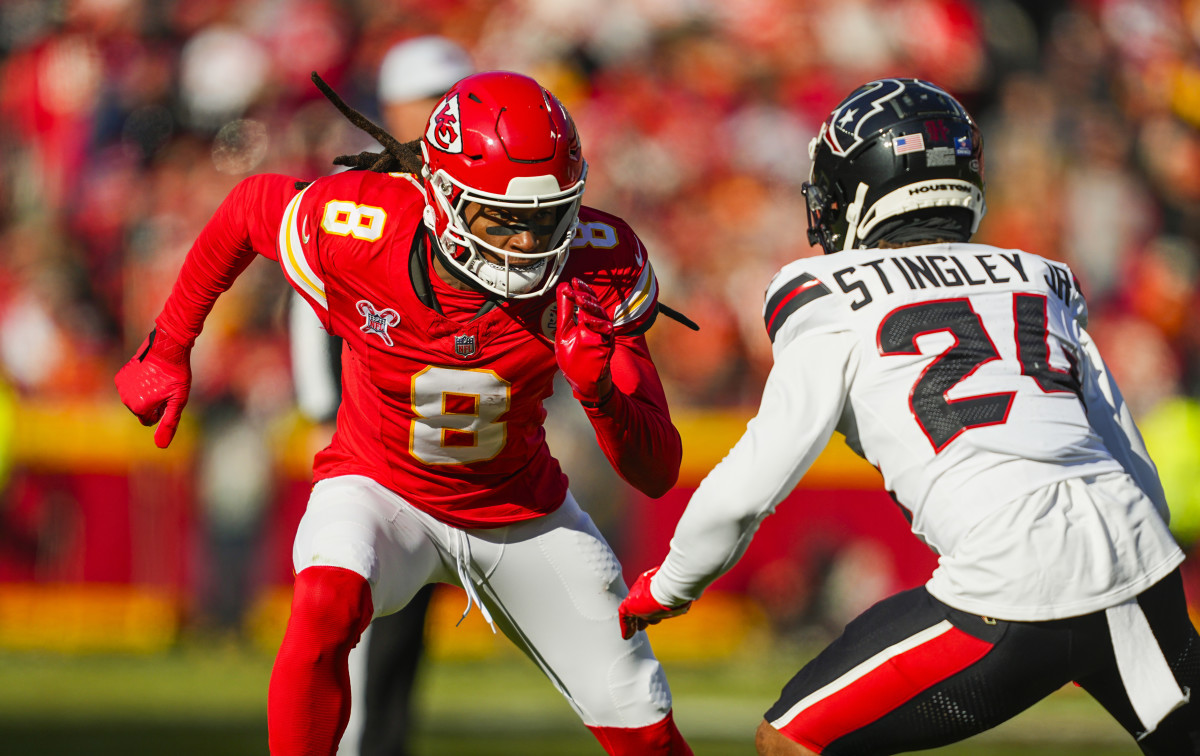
[286,36,477,756]
[116,71,693,756]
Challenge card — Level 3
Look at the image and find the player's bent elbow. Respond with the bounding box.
[637,475,676,500]
[609,425,681,497]
[656,440,684,494]
[629,454,680,499]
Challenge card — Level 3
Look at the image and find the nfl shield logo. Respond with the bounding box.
[454,334,476,358]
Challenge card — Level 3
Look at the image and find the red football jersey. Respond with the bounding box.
[267,170,662,527]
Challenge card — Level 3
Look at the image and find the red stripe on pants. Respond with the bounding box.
[779,625,993,752]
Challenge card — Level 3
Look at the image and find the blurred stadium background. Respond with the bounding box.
[1,0,1198,753]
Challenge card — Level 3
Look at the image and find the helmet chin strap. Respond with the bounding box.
[423,203,508,297]
[430,225,550,298]
[429,232,493,295]
[841,182,871,252]
[421,171,577,299]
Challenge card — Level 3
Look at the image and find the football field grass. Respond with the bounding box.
[0,640,1138,756]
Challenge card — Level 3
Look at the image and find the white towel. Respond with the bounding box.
[1105,598,1188,736]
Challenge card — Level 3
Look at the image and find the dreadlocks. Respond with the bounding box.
[298,71,424,190]
[299,73,699,332]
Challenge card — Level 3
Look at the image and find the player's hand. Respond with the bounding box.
[555,279,615,403]
[114,325,192,449]
[619,567,692,640]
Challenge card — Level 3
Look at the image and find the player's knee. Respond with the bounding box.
[756,720,817,756]
[286,565,374,656]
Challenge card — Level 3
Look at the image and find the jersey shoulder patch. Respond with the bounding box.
[763,263,833,343]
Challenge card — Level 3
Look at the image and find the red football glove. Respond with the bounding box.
[619,567,693,640]
[555,279,615,403]
[114,325,193,449]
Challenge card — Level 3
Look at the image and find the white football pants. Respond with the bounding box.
[292,474,674,730]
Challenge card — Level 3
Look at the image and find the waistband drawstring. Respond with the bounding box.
[448,526,496,634]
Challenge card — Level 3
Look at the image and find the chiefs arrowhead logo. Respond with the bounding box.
[426,94,463,154]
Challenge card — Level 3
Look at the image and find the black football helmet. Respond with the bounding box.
[803,78,986,255]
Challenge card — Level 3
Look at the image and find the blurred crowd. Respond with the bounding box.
[2,0,1199,556]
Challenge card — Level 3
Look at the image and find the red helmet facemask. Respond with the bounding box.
[420,71,587,298]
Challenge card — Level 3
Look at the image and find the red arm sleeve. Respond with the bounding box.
[155,174,298,344]
[582,333,681,498]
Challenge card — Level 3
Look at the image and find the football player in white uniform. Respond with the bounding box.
[619,78,1198,756]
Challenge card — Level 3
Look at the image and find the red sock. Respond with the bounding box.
[587,710,694,755]
[267,566,373,756]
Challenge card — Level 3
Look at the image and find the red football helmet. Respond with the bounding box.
[420,71,587,298]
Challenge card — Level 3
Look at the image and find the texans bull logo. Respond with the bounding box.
[820,79,956,158]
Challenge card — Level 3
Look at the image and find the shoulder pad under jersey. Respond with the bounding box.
[567,206,660,335]
[278,171,425,312]
[762,259,834,343]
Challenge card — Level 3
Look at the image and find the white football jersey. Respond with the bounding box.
[653,242,1183,620]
